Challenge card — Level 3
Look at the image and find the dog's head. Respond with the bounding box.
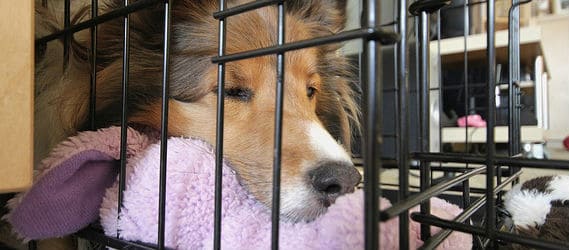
[63,0,360,222]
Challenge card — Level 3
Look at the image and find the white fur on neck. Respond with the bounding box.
[504,175,569,228]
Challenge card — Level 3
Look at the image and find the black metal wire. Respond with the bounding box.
[460,1,473,215]
[76,227,161,250]
[117,0,131,239]
[508,1,521,157]
[509,0,531,158]
[27,240,36,250]
[417,10,432,243]
[213,1,227,249]
[89,0,98,131]
[271,2,285,249]
[362,1,382,249]
[443,0,490,10]
[211,28,398,64]
[396,0,411,247]
[63,0,71,69]
[463,0,471,154]
[485,1,497,246]
[157,1,172,249]
[415,152,569,169]
[409,0,452,15]
[213,0,280,19]
[436,8,445,196]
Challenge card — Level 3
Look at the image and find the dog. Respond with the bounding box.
[34,0,361,222]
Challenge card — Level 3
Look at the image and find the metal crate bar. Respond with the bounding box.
[35,0,160,45]
[485,0,497,245]
[213,0,280,19]
[462,0,471,154]
[380,166,486,221]
[271,2,286,249]
[396,0,410,247]
[117,0,131,238]
[76,227,161,250]
[413,152,569,170]
[411,213,569,249]
[63,0,71,68]
[417,6,432,244]
[157,0,172,249]
[419,170,522,249]
[508,0,521,156]
[211,28,399,64]
[89,0,98,130]
[362,0,382,249]
[213,0,227,249]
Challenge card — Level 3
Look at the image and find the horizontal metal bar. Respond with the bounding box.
[75,227,164,250]
[35,0,160,45]
[419,171,522,249]
[380,166,486,221]
[213,0,281,19]
[411,213,569,250]
[444,0,489,10]
[413,152,569,170]
[211,28,399,63]
[408,0,451,16]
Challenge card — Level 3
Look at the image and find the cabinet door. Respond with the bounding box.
[0,0,34,193]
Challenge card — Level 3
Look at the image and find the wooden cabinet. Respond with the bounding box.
[0,0,34,193]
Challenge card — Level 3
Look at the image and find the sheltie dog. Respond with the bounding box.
[35,0,361,222]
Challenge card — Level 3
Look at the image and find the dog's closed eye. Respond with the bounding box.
[213,87,253,102]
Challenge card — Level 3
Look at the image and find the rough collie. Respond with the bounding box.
[35,0,361,222]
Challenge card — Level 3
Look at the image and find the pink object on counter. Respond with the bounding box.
[457,114,487,127]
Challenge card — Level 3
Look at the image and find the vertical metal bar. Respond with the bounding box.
[213,0,227,249]
[418,10,431,243]
[508,0,522,157]
[463,0,470,154]
[462,1,474,212]
[362,0,382,249]
[485,0,497,246]
[397,0,410,247]
[157,1,172,249]
[89,0,98,130]
[64,0,71,69]
[117,0,131,238]
[271,3,285,249]
[437,10,443,156]
[462,179,471,208]
[28,240,37,250]
[414,16,421,151]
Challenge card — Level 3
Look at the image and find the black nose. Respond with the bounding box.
[308,161,362,204]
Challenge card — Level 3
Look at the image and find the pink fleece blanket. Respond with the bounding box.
[6,127,471,249]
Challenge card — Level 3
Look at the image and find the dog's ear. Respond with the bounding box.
[286,0,348,33]
[316,54,360,152]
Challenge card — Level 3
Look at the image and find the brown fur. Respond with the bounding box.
[509,201,569,250]
[35,0,360,221]
[521,176,553,193]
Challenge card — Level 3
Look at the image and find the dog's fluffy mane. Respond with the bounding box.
[34,0,360,164]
